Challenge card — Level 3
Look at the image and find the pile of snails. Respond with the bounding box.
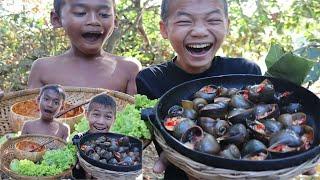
[80,136,141,166]
[164,79,314,160]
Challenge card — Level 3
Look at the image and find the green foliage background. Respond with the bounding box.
[0,0,319,91]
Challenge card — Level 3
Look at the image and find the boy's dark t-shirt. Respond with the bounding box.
[72,132,89,179]
[136,56,261,100]
[136,56,261,179]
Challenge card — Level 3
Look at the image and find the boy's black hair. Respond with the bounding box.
[161,0,229,22]
[54,0,116,17]
[39,84,66,100]
[88,94,117,115]
[54,0,64,17]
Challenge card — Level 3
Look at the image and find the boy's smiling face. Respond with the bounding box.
[160,0,229,74]
[87,103,115,133]
[38,89,64,121]
[56,0,115,55]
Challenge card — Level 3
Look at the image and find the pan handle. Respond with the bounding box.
[72,132,85,146]
[141,108,155,121]
[141,108,162,131]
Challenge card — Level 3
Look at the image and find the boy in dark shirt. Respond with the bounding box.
[136,0,261,179]
[72,93,116,179]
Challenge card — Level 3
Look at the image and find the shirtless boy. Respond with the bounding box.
[28,0,141,95]
[21,84,69,141]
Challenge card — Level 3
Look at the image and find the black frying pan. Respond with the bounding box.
[75,132,142,172]
[148,75,320,171]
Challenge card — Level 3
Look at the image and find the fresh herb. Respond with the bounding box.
[69,117,89,141]
[134,94,158,110]
[110,95,157,139]
[10,144,76,176]
[111,104,151,139]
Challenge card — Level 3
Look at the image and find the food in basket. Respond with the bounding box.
[10,144,76,176]
[10,99,84,132]
[80,135,141,166]
[11,99,83,118]
[14,140,46,162]
[163,79,314,160]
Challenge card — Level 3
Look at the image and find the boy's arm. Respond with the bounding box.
[28,59,45,89]
[126,59,142,95]
[61,124,70,141]
[21,121,30,135]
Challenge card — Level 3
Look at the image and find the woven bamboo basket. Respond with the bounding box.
[10,99,85,132]
[0,134,73,180]
[154,129,320,180]
[78,153,142,180]
[0,87,134,136]
[14,140,46,162]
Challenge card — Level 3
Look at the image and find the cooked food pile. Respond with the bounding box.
[164,79,314,160]
[12,99,83,118]
[16,140,45,153]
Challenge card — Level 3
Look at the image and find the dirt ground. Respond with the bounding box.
[143,142,164,180]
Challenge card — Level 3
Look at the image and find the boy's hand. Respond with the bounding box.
[153,152,169,174]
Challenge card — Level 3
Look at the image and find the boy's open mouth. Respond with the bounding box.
[93,125,107,131]
[186,43,213,55]
[82,32,103,42]
[44,109,53,114]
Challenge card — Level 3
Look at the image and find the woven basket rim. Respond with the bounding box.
[154,129,320,179]
[1,87,134,103]
[77,153,142,178]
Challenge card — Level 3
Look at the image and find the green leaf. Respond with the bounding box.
[265,44,286,69]
[294,43,320,83]
[294,44,320,60]
[265,53,316,85]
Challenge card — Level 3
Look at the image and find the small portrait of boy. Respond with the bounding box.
[86,93,117,134]
[21,84,70,141]
[72,93,117,179]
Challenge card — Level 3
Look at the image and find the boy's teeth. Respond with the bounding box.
[188,43,211,49]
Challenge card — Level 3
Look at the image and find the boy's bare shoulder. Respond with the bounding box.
[56,121,69,129]
[22,119,39,132]
[32,55,67,68]
[24,119,40,126]
[112,55,142,71]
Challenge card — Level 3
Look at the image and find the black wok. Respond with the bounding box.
[74,132,142,172]
[148,75,320,171]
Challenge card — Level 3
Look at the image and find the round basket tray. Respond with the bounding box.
[10,99,85,132]
[154,129,320,180]
[0,87,134,135]
[0,134,73,180]
[78,153,142,180]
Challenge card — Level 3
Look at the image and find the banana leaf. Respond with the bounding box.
[265,44,285,69]
[293,43,320,84]
[264,43,318,85]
